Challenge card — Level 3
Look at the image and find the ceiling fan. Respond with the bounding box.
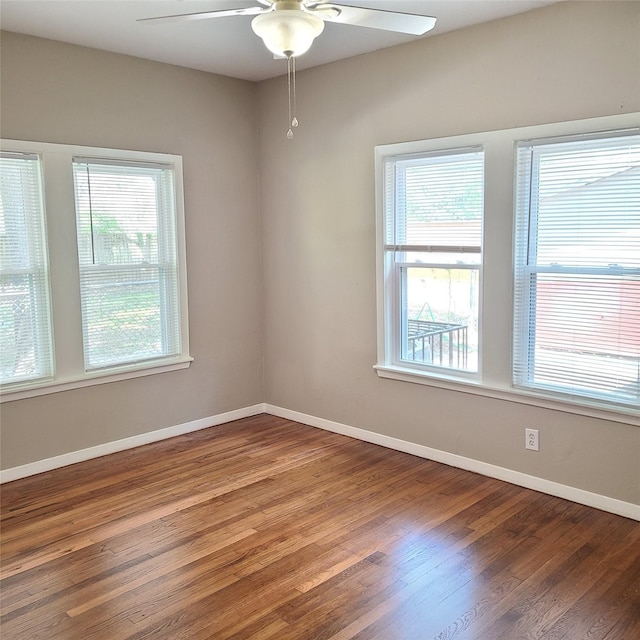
[139,1,437,137]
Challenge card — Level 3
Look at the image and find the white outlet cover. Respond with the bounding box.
[525,428,540,451]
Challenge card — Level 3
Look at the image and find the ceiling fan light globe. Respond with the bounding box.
[251,10,324,57]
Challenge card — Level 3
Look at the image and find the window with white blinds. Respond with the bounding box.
[376,115,637,420]
[0,152,53,385]
[0,140,190,401]
[513,131,640,407]
[73,159,182,371]
[380,148,483,375]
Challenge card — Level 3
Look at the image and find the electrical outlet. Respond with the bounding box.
[525,428,539,451]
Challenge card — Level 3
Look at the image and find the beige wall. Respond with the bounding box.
[0,32,264,468]
[257,1,640,504]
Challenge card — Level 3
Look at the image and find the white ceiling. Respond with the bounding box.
[0,0,560,81]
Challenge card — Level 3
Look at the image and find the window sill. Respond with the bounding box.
[374,364,639,426]
[0,356,194,403]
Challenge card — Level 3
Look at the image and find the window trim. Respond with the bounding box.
[374,113,640,425]
[0,140,192,403]
[373,363,638,425]
[2,357,193,402]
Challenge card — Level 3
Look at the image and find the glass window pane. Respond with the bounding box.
[529,273,639,402]
[79,267,175,369]
[74,163,165,266]
[534,141,640,268]
[398,151,483,247]
[0,274,47,381]
[401,267,479,372]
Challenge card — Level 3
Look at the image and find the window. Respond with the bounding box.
[378,147,483,376]
[0,151,53,385]
[513,131,640,407]
[73,159,182,371]
[0,141,191,401]
[376,114,639,421]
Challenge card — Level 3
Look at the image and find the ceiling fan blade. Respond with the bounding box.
[316,4,436,35]
[137,6,268,25]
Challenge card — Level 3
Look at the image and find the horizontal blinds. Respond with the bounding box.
[513,131,640,406]
[385,148,483,250]
[72,159,181,371]
[0,152,54,384]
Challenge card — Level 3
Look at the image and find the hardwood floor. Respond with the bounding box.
[1,414,639,639]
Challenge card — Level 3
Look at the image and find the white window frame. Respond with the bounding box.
[375,114,640,425]
[378,146,484,379]
[513,130,640,409]
[0,150,54,386]
[0,140,192,402]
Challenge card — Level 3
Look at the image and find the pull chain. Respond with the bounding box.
[286,53,299,140]
[291,55,299,129]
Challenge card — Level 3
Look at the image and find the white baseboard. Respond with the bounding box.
[3,401,638,521]
[0,403,266,483]
[265,404,640,522]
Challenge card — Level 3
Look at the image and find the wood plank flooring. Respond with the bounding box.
[1,414,639,639]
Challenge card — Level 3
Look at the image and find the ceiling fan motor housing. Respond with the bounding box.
[252,4,325,57]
